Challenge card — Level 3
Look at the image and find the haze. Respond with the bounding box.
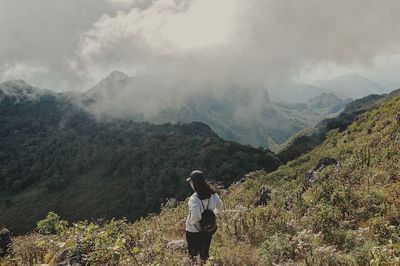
[1,0,400,95]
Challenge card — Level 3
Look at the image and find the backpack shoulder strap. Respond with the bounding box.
[200,198,205,211]
[197,194,211,211]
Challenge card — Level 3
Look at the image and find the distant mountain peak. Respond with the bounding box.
[332,72,371,82]
[1,79,31,89]
[106,69,130,81]
[0,79,50,100]
[308,91,340,101]
[315,72,384,100]
[85,70,131,97]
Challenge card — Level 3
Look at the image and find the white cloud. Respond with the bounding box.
[75,0,400,86]
[106,0,147,8]
[78,0,238,62]
[3,0,400,93]
[107,0,136,5]
[1,62,46,81]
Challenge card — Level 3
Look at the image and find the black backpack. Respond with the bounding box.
[198,196,217,235]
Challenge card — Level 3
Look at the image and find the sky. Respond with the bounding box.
[2,0,400,92]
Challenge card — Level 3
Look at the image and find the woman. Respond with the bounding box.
[185,170,224,264]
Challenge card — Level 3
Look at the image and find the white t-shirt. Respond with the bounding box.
[185,192,224,233]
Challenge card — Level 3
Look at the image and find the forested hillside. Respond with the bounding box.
[0,80,281,234]
[2,88,399,265]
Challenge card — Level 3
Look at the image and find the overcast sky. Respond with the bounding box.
[2,0,400,91]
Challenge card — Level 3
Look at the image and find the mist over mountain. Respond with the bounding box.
[277,88,400,162]
[85,70,131,101]
[3,0,400,101]
[3,81,399,265]
[268,82,331,103]
[269,72,400,104]
[314,73,386,99]
[0,79,281,233]
[82,70,352,147]
[307,92,351,112]
[1,1,400,264]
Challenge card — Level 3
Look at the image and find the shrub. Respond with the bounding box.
[259,233,295,264]
[36,212,68,235]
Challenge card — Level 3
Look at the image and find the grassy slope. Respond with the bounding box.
[2,96,400,265]
[276,91,399,163]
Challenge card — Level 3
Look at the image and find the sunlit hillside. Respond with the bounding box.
[2,93,399,266]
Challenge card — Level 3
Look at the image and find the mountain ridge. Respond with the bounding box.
[3,84,399,265]
[84,70,350,147]
[0,87,281,234]
[315,72,385,99]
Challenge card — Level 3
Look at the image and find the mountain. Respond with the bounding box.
[315,73,385,99]
[0,80,281,234]
[375,79,400,92]
[84,71,350,147]
[151,89,308,146]
[5,83,399,265]
[268,73,388,103]
[85,70,131,100]
[277,88,400,162]
[0,79,50,99]
[307,92,351,113]
[268,82,331,103]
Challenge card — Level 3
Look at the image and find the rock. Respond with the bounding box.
[312,157,339,172]
[244,172,257,179]
[166,239,187,251]
[0,228,12,258]
[180,257,191,265]
[237,171,263,184]
[284,195,294,211]
[69,245,83,265]
[164,198,178,208]
[301,170,315,192]
[301,157,339,193]
[254,187,271,206]
[219,189,228,195]
[208,180,225,190]
[55,249,69,265]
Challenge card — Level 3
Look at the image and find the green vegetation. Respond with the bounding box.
[0,86,281,234]
[2,92,399,265]
[277,90,400,162]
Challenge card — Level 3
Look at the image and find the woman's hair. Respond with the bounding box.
[193,179,216,200]
[191,172,216,200]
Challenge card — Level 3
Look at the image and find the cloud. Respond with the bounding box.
[2,0,400,96]
[0,0,142,90]
[106,0,136,6]
[1,62,47,81]
[77,0,237,60]
[106,0,152,9]
[76,0,400,80]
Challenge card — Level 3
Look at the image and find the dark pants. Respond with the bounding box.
[186,231,212,261]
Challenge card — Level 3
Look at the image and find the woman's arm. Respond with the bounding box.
[188,196,202,225]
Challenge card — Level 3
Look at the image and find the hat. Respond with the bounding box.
[186,170,205,182]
